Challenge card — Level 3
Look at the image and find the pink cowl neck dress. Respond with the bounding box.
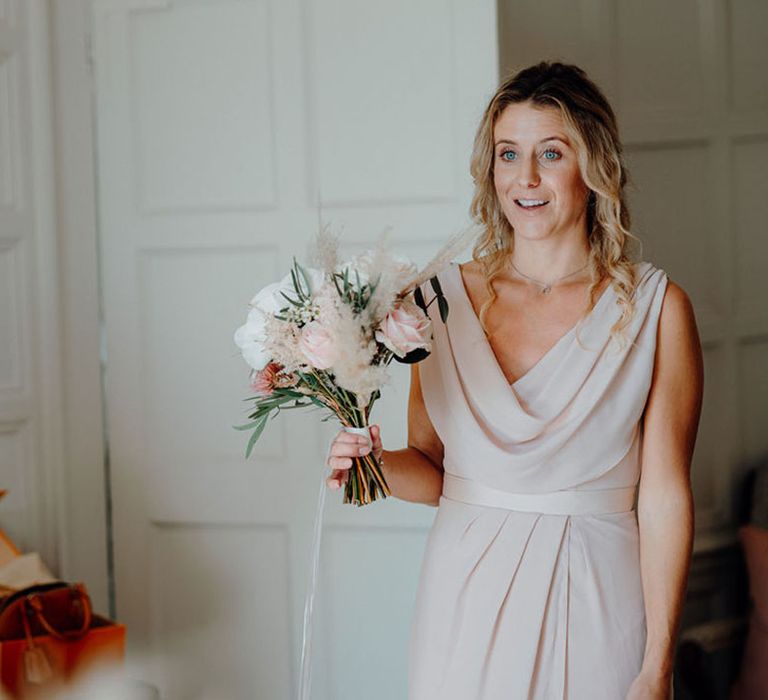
[408,260,670,700]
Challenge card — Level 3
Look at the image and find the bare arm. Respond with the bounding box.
[635,280,703,688]
[325,363,444,506]
[380,363,445,506]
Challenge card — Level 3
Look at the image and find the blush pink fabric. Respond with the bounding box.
[408,260,669,700]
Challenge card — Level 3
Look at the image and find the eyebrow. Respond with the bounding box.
[494,136,569,147]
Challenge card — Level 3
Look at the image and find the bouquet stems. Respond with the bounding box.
[341,425,391,506]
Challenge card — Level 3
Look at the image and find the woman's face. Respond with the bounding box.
[492,102,590,242]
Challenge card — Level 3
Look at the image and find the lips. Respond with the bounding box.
[514,199,549,210]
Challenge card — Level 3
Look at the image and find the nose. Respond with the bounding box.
[516,154,540,188]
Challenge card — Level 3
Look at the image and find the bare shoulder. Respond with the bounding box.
[457,259,488,300]
[458,258,483,280]
[657,278,700,356]
[643,276,704,435]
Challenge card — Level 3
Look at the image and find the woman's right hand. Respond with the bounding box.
[325,425,383,490]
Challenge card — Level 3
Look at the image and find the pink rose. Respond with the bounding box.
[375,298,432,358]
[299,320,338,370]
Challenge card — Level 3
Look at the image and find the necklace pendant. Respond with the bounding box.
[541,285,552,294]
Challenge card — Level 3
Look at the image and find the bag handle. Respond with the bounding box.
[20,604,52,684]
[24,582,92,641]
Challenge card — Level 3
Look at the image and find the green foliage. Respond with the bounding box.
[438,294,449,323]
[245,414,268,458]
[413,285,426,312]
[235,383,314,456]
[330,263,381,316]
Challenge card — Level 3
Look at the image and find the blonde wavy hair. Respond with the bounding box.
[468,60,644,351]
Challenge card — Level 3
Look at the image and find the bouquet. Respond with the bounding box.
[233,224,475,506]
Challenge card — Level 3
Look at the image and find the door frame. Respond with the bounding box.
[49,0,111,616]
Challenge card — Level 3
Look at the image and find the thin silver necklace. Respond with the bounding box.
[510,260,589,294]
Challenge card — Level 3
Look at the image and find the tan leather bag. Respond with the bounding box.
[0,581,92,643]
[0,581,93,692]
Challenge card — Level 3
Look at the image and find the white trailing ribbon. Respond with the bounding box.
[298,425,372,700]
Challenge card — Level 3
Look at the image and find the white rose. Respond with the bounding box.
[249,281,284,316]
[235,277,294,371]
[234,306,271,371]
[235,267,328,371]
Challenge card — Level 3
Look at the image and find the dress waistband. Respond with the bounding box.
[441,473,638,515]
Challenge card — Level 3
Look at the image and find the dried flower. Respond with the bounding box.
[249,362,283,396]
[305,221,341,276]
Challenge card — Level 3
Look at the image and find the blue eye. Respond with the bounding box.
[498,148,562,162]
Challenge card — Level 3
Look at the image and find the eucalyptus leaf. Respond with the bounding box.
[298,264,313,297]
[413,285,426,312]
[309,396,328,410]
[245,415,269,459]
[438,294,449,323]
[279,290,303,308]
[279,389,306,399]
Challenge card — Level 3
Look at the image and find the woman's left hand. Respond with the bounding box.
[625,669,672,700]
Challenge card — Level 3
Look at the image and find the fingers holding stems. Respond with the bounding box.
[325,424,383,490]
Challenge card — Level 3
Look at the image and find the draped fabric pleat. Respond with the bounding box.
[407,261,669,700]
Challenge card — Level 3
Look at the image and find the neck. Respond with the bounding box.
[508,245,591,283]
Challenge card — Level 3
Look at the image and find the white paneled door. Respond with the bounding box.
[0,0,66,575]
[90,1,497,697]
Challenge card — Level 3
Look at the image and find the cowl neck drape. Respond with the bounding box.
[417,260,668,492]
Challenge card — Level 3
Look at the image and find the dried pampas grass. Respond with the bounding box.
[403,222,483,292]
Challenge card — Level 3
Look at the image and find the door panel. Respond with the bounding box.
[91,0,497,697]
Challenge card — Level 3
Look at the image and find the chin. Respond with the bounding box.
[512,220,551,233]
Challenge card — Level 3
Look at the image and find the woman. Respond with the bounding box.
[325,61,703,700]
